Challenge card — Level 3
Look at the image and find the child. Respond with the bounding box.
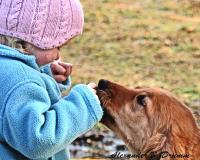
[0,0,103,159]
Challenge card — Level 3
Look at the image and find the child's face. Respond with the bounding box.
[29,47,60,66]
[25,37,75,66]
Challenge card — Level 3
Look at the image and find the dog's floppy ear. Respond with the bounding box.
[143,133,167,160]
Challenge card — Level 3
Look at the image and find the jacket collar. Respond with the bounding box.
[0,44,40,71]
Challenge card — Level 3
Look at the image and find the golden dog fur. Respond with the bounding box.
[97,80,200,160]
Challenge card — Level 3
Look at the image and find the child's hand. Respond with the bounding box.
[87,82,99,100]
[51,61,72,83]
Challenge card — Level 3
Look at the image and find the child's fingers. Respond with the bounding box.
[53,75,67,83]
[64,66,72,77]
[51,63,66,74]
[51,62,73,83]
[87,82,97,89]
[87,83,98,96]
[58,62,73,76]
[58,62,72,70]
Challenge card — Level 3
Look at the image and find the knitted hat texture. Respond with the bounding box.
[0,0,84,49]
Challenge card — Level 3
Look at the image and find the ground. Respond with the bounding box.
[61,0,200,159]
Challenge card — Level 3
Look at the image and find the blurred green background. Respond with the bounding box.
[62,0,200,159]
[61,0,200,107]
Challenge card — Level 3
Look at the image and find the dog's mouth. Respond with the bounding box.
[97,79,112,106]
[97,89,112,109]
[97,79,116,125]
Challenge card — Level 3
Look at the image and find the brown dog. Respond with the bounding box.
[97,79,200,160]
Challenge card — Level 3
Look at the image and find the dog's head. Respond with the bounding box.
[97,79,198,156]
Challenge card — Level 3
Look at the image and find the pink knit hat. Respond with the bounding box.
[0,0,84,49]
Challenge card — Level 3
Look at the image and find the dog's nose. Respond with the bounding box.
[98,79,109,90]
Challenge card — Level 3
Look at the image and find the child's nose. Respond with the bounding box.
[98,79,109,90]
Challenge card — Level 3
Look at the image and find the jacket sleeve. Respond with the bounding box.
[40,64,71,91]
[2,81,103,159]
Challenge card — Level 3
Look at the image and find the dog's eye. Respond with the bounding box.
[136,94,147,107]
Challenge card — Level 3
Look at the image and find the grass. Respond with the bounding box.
[61,0,200,107]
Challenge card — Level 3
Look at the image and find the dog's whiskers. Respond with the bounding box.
[98,90,111,107]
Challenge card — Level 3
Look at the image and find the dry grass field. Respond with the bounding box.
[62,0,200,106]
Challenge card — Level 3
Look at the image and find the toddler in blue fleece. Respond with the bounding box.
[0,0,103,159]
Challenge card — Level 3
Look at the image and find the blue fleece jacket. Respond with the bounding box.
[0,44,103,160]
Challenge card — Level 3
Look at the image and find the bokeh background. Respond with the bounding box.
[61,0,200,159]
